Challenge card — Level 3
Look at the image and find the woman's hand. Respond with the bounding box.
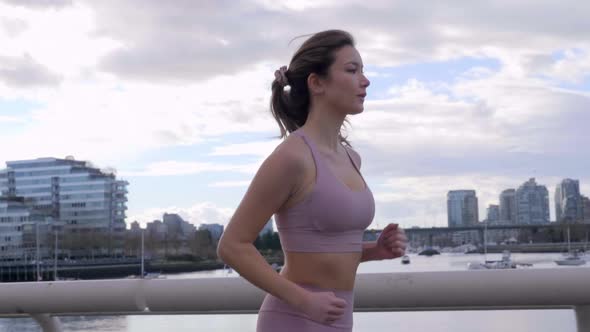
[297,289,348,325]
[373,223,408,260]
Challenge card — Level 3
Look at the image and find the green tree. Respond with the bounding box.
[270,232,281,250]
[262,232,274,249]
[253,235,264,250]
[124,232,141,257]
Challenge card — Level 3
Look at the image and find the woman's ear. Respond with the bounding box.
[307,73,325,96]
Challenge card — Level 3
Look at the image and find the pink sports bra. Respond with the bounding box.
[274,129,375,253]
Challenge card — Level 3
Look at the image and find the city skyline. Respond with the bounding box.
[447,177,590,227]
[1,1,589,229]
[3,156,588,230]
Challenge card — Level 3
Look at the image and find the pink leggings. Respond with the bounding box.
[256,284,354,332]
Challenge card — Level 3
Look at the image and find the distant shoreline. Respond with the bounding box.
[0,253,284,282]
[464,242,587,254]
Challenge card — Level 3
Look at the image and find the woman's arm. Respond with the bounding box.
[217,140,308,308]
[360,224,408,263]
[360,241,380,262]
[343,150,409,262]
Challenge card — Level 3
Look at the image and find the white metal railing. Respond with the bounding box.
[1,268,589,332]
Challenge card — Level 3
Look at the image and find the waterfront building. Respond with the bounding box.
[0,196,30,259]
[555,179,583,223]
[515,178,550,225]
[146,220,166,239]
[163,213,196,238]
[486,204,500,224]
[0,196,55,260]
[0,157,129,257]
[451,230,480,246]
[499,189,517,224]
[447,190,479,227]
[129,220,142,233]
[582,196,590,223]
[198,223,224,243]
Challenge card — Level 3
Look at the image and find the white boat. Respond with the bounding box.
[555,251,586,266]
[401,255,410,264]
[468,250,518,270]
[468,221,534,270]
[125,272,166,279]
[554,227,586,266]
[144,272,166,279]
[469,222,515,270]
[223,264,234,276]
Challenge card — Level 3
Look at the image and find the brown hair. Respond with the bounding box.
[270,30,354,146]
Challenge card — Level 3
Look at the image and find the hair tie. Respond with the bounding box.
[274,66,289,87]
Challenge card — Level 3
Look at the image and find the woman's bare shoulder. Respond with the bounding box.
[271,133,312,167]
[344,145,362,168]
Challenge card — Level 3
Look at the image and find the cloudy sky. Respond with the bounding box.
[1,0,589,229]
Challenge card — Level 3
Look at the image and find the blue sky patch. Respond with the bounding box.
[132,130,277,166]
[0,98,42,115]
[365,56,501,99]
[0,98,40,135]
[553,77,590,91]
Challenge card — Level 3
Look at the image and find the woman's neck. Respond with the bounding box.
[302,104,346,153]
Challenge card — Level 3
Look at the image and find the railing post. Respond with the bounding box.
[30,314,62,332]
[576,305,590,332]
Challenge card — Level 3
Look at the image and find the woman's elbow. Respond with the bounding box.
[217,235,253,263]
[217,235,239,261]
[217,236,230,261]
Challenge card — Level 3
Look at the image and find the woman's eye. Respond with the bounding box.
[347,69,357,73]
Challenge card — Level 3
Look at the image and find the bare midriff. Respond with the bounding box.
[279,251,362,291]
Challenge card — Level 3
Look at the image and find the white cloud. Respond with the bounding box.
[1,1,590,229]
[0,16,27,37]
[120,160,258,177]
[346,66,590,178]
[0,53,62,87]
[1,0,72,10]
[549,48,590,83]
[0,115,25,123]
[0,2,120,77]
[364,71,392,78]
[208,180,251,188]
[209,140,281,157]
[253,0,338,12]
[0,62,280,167]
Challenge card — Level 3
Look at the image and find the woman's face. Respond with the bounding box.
[322,45,370,115]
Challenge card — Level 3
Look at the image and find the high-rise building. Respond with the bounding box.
[0,196,54,259]
[582,196,590,223]
[555,179,583,223]
[163,213,184,236]
[146,220,167,239]
[146,214,196,240]
[129,220,142,233]
[198,223,224,243]
[0,157,129,254]
[163,213,196,237]
[499,189,517,224]
[447,190,479,227]
[0,196,30,257]
[486,204,500,223]
[515,178,549,225]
